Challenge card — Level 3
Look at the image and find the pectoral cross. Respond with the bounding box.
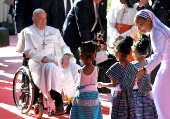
[42,41,47,49]
[117,25,122,30]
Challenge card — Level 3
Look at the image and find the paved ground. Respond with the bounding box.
[0,35,22,79]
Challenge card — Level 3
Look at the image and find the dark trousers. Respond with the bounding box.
[72,49,80,65]
[50,89,63,108]
[34,87,63,108]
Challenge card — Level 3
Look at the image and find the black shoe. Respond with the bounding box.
[65,103,72,114]
[54,105,65,115]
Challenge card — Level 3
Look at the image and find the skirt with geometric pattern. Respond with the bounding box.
[111,90,136,119]
[70,91,103,119]
[133,90,158,119]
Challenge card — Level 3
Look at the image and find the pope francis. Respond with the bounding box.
[16,8,80,114]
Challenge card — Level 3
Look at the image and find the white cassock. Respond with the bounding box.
[107,3,139,53]
[16,25,80,103]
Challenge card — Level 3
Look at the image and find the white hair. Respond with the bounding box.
[32,8,46,17]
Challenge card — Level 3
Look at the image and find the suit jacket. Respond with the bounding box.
[62,0,107,51]
[56,0,72,32]
[150,0,170,27]
[15,0,58,33]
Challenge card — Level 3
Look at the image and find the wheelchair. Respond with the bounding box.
[12,54,58,119]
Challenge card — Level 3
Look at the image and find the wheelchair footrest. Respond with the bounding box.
[48,110,65,116]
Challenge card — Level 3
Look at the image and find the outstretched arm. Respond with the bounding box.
[98,78,117,89]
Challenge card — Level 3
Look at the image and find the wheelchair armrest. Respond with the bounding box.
[22,53,30,66]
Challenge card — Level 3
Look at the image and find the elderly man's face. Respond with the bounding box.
[32,12,47,30]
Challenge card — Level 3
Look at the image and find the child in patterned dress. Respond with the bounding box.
[132,38,158,118]
[98,36,137,119]
[70,42,103,119]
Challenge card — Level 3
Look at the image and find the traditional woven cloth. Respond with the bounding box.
[132,61,152,96]
[132,62,158,118]
[106,62,137,119]
[133,90,158,118]
[70,91,103,119]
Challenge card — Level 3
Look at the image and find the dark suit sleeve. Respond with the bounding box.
[153,1,170,27]
[145,3,153,11]
[49,0,58,28]
[14,0,27,33]
[99,0,107,41]
[74,0,90,42]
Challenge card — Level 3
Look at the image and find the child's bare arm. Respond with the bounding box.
[98,78,117,88]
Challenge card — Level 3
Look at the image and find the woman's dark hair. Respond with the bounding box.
[132,37,149,55]
[115,36,133,55]
[80,42,96,60]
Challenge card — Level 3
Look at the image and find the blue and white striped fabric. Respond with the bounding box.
[106,62,137,119]
[132,61,152,96]
[106,62,137,90]
[133,90,158,118]
[132,62,158,118]
[70,84,103,119]
[136,10,150,19]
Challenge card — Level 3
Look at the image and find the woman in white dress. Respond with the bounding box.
[135,10,170,119]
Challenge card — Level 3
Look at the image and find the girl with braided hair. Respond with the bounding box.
[98,36,138,118]
[70,42,103,119]
[132,38,158,118]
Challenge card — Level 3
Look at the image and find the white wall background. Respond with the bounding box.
[0,0,11,22]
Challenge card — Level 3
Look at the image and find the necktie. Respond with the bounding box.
[66,0,71,15]
[91,2,98,32]
[96,4,104,34]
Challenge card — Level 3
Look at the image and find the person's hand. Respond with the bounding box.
[5,0,13,5]
[116,36,124,41]
[97,36,103,41]
[62,55,70,69]
[100,44,107,51]
[139,0,149,6]
[136,68,145,81]
[8,19,13,24]
[97,82,103,88]
[41,56,58,66]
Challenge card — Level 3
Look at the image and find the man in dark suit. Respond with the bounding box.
[14,0,58,34]
[56,0,73,32]
[62,0,107,64]
[152,0,170,27]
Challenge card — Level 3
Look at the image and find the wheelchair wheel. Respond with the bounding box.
[34,103,43,119]
[13,66,35,114]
